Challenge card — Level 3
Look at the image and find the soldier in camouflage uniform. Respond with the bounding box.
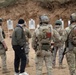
[62,13,76,75]
[23,23,31,67]
[32,15,61,75]
[52,20,65,68]
[0,18,9,73]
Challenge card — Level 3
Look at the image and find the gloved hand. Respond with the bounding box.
[21,46,24,50]
[21,45,26,50]
[51,47,54,53]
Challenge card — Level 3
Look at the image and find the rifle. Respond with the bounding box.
[63,39,68,55]
[61,41,69,62]
[61,42,73,65]
[63,26,76,55]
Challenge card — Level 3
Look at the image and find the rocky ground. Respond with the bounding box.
[0,37,70,75]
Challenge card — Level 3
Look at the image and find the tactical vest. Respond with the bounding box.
[36,24,53,50]
[69,26,76,46]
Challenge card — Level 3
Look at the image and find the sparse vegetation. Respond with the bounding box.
[0,0,17,7]
[0,0,75,8]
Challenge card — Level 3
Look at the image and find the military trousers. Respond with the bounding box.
[52,45,64,66]
[25,42,30,64]
[0,44,7,71]
[66,47,76,75]
[0,53,7,71]
[35,50,52,75]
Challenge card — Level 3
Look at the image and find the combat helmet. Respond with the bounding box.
[70,13,76,23]
[55,20,62,25]
[39,14,49,24]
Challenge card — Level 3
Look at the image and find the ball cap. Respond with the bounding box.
[18,19,24,24]
[55,20,62,25]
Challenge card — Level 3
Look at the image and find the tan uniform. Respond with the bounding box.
[23,27,31,65]
[23,27,31,42]
[0,27,7,71]
[62,24,76,75]
[32,24,61,75]
[52,27,65,67]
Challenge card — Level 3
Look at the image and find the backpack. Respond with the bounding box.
[69,26,76,46]
[36,24,53,50]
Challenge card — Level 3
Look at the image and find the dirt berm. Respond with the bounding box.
[0,0,76,31]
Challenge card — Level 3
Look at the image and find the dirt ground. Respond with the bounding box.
[0,37,70,75]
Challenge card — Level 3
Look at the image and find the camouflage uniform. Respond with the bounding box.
[52,20,65,68]
[62,13,76,75]
[0,27,7,72]
[32,15,61,75]
[23,26,31,65]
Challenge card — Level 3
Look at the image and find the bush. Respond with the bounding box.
[0,0,17,8]
[38,0,75,10]
[39,0,60,10]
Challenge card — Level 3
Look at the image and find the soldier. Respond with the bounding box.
[32,14,61,75]
[12,19,29,75]
[62,13,76,75]
[23,23,31,67]
[0,18,9,73]
[52,20,65,68]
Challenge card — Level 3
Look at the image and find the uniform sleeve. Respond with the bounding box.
[0,28,4,42]
[61,29,68,42]
[27,29,31,38]
[52,29,61,42]
[31,31,36,49]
